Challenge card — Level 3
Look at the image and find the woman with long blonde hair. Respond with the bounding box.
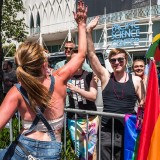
[0,0,87,159]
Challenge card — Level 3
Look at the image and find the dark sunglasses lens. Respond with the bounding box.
[65,47,73,50]
[110,59,116,63]
[110,58,124,64]
[118,58,125,63]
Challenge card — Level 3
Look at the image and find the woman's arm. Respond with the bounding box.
[0,86,19,130]
[55,0,88,82]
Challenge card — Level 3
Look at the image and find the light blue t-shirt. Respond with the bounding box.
[54,60,92,72]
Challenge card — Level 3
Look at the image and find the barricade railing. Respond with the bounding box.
[6,109,125,160]
[64,108,125,160]
[5,119,13,142]
[4,112,21,144]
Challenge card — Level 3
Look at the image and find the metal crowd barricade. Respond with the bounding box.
[64,108,125,160]
[6,109,125,160]
[5,119,13,142]
[5,112,21,144]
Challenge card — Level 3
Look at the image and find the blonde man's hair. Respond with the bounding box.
[108,48,128,60]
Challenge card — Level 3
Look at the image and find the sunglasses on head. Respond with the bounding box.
[64,47,73,50]
[109,57,125,64]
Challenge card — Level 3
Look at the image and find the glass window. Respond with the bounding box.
[30,13,34,28]
[36,12,40,27]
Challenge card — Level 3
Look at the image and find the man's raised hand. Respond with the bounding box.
[87,16,99,32]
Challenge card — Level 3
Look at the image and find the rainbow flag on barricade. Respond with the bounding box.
[137,60,160,160]
[124,60,160,160]
[124,114,140,160]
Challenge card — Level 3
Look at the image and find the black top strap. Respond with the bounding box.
[49,75,55,94]
[15,83,30,105]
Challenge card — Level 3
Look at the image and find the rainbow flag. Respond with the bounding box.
[146,34,160,62]
[137,60,160,160]
[124,114,140,160]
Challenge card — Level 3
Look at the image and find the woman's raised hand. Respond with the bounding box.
[73,0,88,26]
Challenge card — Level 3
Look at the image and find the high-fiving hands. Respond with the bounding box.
[73,0,88,25]
[87,16,99,32]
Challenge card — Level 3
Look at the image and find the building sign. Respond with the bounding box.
[111,21,140,47]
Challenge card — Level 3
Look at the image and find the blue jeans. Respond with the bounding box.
[0,134,62,160]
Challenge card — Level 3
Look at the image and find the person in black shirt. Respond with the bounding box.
[86,16,145,160]
[67,52,99,160]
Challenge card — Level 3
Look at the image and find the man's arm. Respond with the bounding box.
[0,87,19,130]
[67,74,97,102]
[86,16,110,89]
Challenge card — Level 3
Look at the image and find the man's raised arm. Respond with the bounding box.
[86,16,110,86]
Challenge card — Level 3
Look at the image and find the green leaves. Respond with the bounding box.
[2,0,28,43]
[0,117,20,149]
[3,43,16,57]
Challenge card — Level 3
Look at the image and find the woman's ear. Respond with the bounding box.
[41,61,49,76]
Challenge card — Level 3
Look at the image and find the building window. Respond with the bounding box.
[30,13,34,34]
[36,12,40,27]
[45,45,61,53]
[35,12,40,34]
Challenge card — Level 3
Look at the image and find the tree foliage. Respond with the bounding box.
[2,0,28,43]
[3,44,16,57]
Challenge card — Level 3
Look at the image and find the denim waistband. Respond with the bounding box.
[17,134,61,149]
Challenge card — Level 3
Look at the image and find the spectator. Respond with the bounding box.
[0,1,88,159]
[55,44,92,108]
[54,42,92,72]
[86,16,145,160]
[54,41,75,70]
[67,51,99,160]
[2,60,17,97]
[132,59,148,90]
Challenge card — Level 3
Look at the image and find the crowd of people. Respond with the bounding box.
[2,60,17,97]
[0,0,157,160]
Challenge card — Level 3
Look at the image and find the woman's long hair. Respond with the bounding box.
[15,41,51,110]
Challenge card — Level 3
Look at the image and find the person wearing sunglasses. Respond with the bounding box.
[54,41,75,70]
[55,41,92,72]
[86,16,145,160]
[66,52,98,160]
[54,43,92,110]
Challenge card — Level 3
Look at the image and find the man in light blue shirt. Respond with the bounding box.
[55,41,92,107]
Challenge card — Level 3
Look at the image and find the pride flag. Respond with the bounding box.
[137,60,160,160]
[124,114,140,160]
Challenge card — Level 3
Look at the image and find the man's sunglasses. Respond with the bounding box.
[64,47,73,50]
[109,57,125,64]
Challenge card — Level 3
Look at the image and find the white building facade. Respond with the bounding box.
[23,0,160,59]
[23,0,77,51]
